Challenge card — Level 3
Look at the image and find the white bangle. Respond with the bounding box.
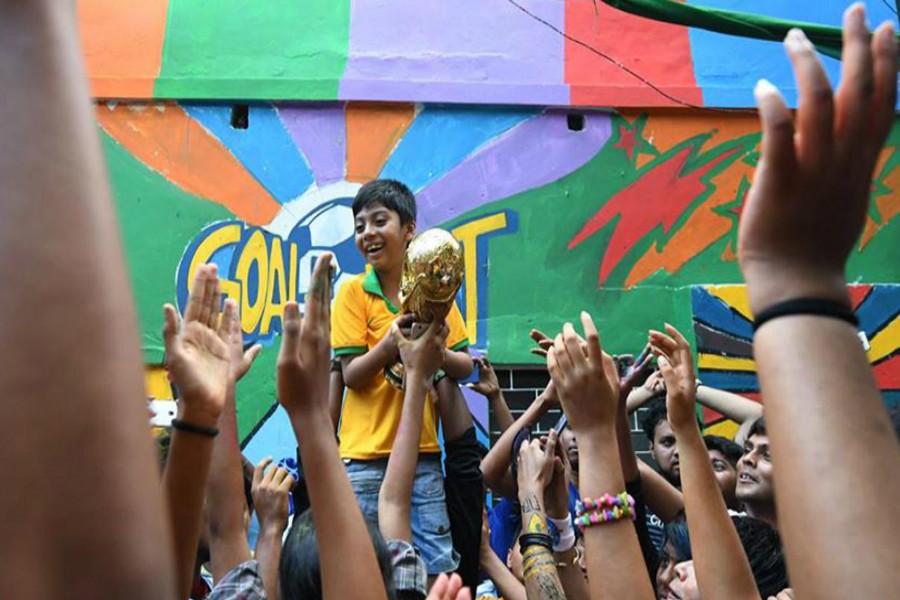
[548,515,576,553]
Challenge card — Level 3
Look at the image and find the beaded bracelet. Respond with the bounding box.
[574,492,636,529]
[575,491,633,514]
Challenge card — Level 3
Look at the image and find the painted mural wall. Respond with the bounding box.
[103,102,900,460]
[77,0,900,460]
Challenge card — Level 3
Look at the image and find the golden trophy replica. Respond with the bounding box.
[384,228,464,389]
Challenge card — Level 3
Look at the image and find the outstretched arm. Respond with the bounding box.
[0,3,172,597]
[548,315,655,600]
[652,325,760,600]
[695,386,762,431]
[480,385,556,498]
[738,8,900,599]
[467,356,515,434]
[379,321,445,542]
[162,266,232,599]
[204,302,260,582]
[279,254,388,600]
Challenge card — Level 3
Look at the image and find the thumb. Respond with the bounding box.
[162,304,180,352]
[244,343,263,365]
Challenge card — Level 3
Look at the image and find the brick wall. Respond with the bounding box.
[491,367,655,464]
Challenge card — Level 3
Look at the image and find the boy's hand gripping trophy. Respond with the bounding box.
[385,228,464,389]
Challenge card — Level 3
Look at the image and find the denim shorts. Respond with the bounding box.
[345,455,460,575]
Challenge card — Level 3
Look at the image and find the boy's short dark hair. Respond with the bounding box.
[732,516,788,597]
[352,179,417,225]
[748,416,767,439]
[640,395,669,440]
[704,435,743,466]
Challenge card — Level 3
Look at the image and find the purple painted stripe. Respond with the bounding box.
[462,386,489,434]
[340,0,568,105]
[278,104,347,187]
[417,110,613,228]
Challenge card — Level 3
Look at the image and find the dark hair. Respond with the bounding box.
[747,416,767,439]
[280,509,396,600]
[704,435,743,466]
[352,179,417,225]
[732,516,788,597]
[640,395,669,441]
[661,513,692,563]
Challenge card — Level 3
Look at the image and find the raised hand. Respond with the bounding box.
[649,324,698,433]
[277,253,334,417]
[467,356,501,397]
[546,312,620,434]
[395,319,447,381]
[163,264,231,427]
[251,458,295,534]
[529,328,554,357]
[618,345,655,398]
[426,573,471,600]
[738,6,897,315]
[516,432,559,496]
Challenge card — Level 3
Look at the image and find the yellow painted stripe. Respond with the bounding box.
[867,313,900,363]
[707,284,754,321]
[703,420,740,439]
[698,353,757,372]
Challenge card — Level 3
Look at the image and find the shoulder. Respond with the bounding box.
[334,273,367,305]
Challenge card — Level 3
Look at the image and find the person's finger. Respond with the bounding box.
[547,346,563,384]
[218,297,236,341]
[663,323,689,348]
[657,355,678,391]
[280,302,302,360]
[870,21,898,159]
[427,573,449,600]
[305,252,334,326]
[271,467,290,486]
[455,587,472,600]
[278,472,297,492]
[253,457,273,488]
[162,304,180,353]
[563,323,587,369]
[835,4,874,148]
[553,334,574,375]
[243,343,263,367]
[445,573,464,599]
[184,265,207,323]
[648,330,677,353]
[545,429,558,461]
[207,270,222,331]
[197,264,217,328]
[530,348,549,358]
[784,28,834,168]
[581,311,604,370]
[753,79,797,186]
[482,356,492,369]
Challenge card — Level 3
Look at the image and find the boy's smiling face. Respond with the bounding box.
[354,202,415,273]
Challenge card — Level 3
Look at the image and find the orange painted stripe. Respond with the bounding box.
[78,0,170,99]
[97,103,281,225]
[345,102,416,183]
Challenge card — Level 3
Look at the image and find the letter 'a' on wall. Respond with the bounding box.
[84,0,900,461]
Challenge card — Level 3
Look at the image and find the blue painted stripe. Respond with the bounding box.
[379,105,538,192]
[699,369,759,392]
[883,390,900,408]
[688,1,900,108]
[184,104,314,204]
[691,287,754,341]
[856,285,900,338]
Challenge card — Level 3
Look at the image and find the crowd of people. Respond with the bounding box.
[2,2,899,599]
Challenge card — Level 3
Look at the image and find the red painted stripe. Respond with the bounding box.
[564,0,702,107]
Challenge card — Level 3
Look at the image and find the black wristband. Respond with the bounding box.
[753,298,858,332]
[171,418,219,438]
[519,533,553,553]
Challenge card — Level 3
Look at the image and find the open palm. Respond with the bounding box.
[163,264,232,423]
